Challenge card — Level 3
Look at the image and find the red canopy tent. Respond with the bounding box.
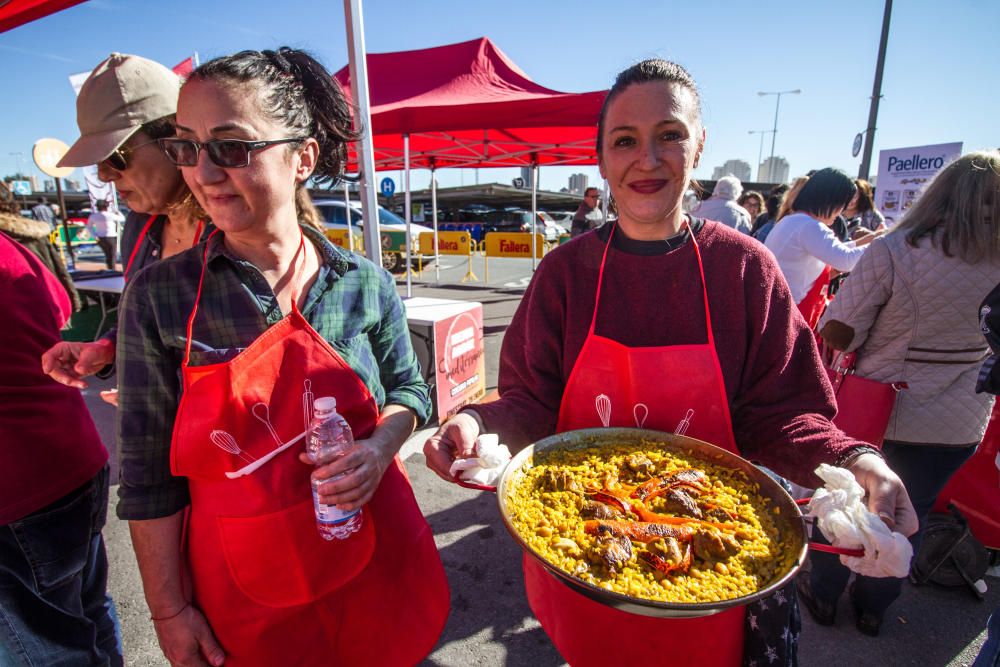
[333,37,607,170]
[0,0,85,33]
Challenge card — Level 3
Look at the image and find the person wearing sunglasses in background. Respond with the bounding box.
[115,48,448,666]
[41,53,209,406]
[571,186,606,237]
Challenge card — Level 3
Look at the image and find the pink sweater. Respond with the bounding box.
[474,221,861,488]
[0,234,107,524]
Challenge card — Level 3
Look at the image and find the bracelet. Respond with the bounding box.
[150,602,190,622]
[834,445,884,469]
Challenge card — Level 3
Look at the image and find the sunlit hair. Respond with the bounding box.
[789,168,856,220]
[777,176,809,221]
[893,150,1000,263]
[189,47,361,229]
[852,179,876,214]
[738,190,765,214]
[596,58,701,158]
[712,175,742,201]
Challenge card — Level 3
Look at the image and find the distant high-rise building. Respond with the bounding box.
[711,160,752,182]
[44,179,55,192]
[758,157,790,184]
[568,173,588,194]
[63,178,81,192]
[519,167,533,189]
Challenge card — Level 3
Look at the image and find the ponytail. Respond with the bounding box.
[189,47,361,192]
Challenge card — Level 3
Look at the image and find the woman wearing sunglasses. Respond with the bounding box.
[42,54,208,404]
[115,48,448,666]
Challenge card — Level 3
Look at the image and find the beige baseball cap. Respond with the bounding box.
[58,53,180,167]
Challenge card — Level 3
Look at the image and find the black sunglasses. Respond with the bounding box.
[102,139,161,171]
[158,137,308,168]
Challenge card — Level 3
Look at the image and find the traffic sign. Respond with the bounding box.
[852,132,864,158]
[10,180,31,195]
[380,177,395,197]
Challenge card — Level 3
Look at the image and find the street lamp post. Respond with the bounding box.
[757,89,800,181]
[748,130,774,181]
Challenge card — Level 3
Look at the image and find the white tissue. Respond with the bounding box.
[807,464,913,578]
[449,433,511,486]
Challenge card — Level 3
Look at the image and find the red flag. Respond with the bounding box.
[172,56,194,78]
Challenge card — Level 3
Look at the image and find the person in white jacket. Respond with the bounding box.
[764,168,878,328]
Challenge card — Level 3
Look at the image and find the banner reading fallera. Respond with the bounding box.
[874,142,962,227]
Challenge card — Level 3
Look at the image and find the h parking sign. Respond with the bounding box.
[380,177,395,197]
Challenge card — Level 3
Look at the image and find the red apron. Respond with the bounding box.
[170,237,449,666]
[526,221,745,667]
[797,265,832,330]
[122,214,205,279]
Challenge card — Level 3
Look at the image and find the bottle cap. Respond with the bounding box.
[314,396,337,414]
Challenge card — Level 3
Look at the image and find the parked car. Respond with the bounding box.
[313,198,434,273]
[517,210,567,242]
[548,211,575,228]
[480,208,566,242]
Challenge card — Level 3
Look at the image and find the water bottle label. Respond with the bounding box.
[313,487,360,525]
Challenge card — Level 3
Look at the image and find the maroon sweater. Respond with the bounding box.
[475,220,861,488]
[0,233,107,524]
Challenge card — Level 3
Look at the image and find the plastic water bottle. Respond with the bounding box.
[307,396,363,540]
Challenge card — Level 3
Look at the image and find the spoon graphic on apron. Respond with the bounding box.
[252,403,283,447]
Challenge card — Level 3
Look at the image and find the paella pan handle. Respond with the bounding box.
[453,476,497,493]
[796,496,867,558]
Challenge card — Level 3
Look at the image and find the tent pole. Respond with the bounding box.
[343,0,381,268]
[602,178,609,221]
[404,133,412,298]
[343,179,354,252]
[431,166,440,284]
[531,159,538,272]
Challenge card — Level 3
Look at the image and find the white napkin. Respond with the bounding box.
[449,434,511,486]
[807,463,913,578]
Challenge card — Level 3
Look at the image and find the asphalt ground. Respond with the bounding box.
[75,255,998,666]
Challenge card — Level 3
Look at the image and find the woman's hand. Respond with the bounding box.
[152,604,226,667]
[423,411,481,482]
[847,453,919,536]
[299,404,417,511]
[302,437,390,511]
[100,387,119,406]
[40,339,114,388]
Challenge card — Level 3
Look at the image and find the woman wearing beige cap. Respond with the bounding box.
[41,53,208,401]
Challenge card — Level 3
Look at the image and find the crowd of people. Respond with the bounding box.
[1,45,997,667]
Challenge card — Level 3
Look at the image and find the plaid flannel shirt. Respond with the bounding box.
[116,224,429,520]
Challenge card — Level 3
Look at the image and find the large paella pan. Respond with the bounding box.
[464,428,815,618]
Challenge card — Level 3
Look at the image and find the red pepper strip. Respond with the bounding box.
[588,491,631,515]
[630,504,740,532]
[630,476,710,501]
[583,520,693,543]
[638,542,693,574]
[639,481,710,503]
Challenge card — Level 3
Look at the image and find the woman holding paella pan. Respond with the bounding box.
[424,58,918,666]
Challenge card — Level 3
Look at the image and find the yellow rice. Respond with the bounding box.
[506,441,799,603]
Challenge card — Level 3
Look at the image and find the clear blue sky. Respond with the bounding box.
[0,0,995,194]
